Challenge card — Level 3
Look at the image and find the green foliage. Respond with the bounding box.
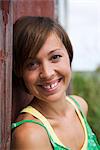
[96,65,100,73]
[72,72,100,143]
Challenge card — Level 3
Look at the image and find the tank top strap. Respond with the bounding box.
[68,96,89,125]
[66,96,88,150]
[12,119,45,130]
[68,95,85,117]
[68,96,100,149]
[20,106,66,148]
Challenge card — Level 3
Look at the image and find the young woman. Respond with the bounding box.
[11,16,99,150]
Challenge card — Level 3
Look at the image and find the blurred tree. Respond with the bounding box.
[95,65,100,73]
[72,72,100,143]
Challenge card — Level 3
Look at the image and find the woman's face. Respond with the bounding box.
[23,33,71,102]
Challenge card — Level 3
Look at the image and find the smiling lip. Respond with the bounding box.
[38,77,62,92]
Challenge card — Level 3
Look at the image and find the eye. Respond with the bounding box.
[27,61,39,70]
[51,55,62,62]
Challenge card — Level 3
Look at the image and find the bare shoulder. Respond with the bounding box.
[70,95,88,116]
[11,121,52,150]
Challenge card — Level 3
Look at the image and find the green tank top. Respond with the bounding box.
[11,96,100,150]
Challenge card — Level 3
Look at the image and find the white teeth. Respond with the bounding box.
[55,82,57,86]
[51,84,54,88]
[43,85,50,89]
[47,85,51,89]
[43,82,58,90]
[51,82,57,88]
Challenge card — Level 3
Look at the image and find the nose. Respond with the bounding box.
[39,62,55,80]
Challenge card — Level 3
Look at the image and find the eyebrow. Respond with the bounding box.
[48,48,62,54]
[27,49,62,60]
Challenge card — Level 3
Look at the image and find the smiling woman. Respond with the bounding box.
[11,16,99,150]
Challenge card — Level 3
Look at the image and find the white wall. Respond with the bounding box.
[57,0,100,71]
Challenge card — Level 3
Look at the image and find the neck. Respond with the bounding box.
[31,94,70,119]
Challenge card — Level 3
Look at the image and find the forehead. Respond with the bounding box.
[36,33,65,56]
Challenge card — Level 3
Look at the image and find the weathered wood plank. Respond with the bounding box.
[13,0,55,22]
[0,0,13,149]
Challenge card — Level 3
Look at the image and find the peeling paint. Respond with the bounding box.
[0,50,8,62]
[1,0,10,26]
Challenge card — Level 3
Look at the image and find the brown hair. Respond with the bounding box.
[13,16,73,77]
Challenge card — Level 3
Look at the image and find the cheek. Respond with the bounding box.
[23,72,36,89]
[61,59,72,81]
[62,57,71,72]
[57,64,71,81]
[62,62,72,88]
[64,66,71,79]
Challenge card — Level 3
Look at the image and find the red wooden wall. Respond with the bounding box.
[0,0,55,149]
[13,0,55,22]
[0,1,13,149]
